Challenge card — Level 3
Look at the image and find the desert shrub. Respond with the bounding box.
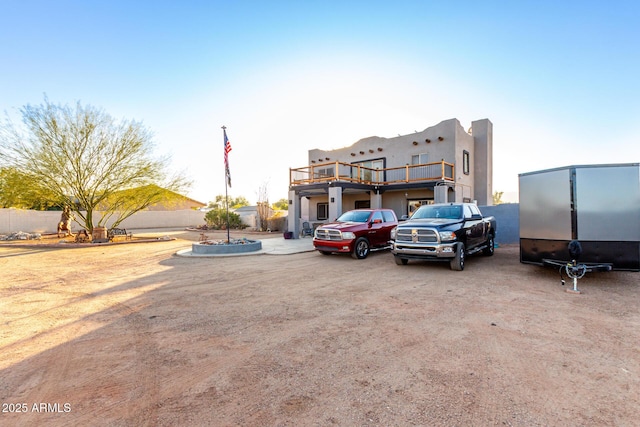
[204,208,246,229]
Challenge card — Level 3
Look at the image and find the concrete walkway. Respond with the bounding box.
[176,236,315,257]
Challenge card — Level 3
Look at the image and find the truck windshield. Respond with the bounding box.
[337,210,372,223]
[412,205,462,220]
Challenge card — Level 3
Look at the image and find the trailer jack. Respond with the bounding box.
[561,261,588,293]
[542,241,612,294]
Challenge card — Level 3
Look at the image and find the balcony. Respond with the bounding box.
[290,160,455,186]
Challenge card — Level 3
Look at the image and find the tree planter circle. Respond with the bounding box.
[192,239,262,255]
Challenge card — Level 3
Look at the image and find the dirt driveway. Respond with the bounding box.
[1,230,638,426]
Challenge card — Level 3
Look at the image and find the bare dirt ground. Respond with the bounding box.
[0,230,638,427]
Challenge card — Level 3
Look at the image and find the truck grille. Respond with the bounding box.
[395,228,438,243]
[315,229,343,241]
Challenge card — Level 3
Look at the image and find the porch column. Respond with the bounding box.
[328,186,342,221]
[370,192,382,209]
[435,185,448,204]
[287,190,301,238]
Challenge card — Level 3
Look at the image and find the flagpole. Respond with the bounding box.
[222,125,230,243]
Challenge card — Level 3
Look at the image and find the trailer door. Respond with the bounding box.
[575,165,640,242]
[519,168,573,241]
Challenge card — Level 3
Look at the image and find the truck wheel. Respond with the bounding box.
[352,237,370,259]
[483,234,495,256]
[450,243,465,271]
[394,256,408,265]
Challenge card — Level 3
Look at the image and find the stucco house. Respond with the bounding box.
[287,118,493,238]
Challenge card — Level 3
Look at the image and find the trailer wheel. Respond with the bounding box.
[450,243,465,271]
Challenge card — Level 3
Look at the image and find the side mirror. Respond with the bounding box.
[400,215,409,221]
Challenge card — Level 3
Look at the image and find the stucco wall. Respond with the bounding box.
[472,119,493,205]
[454,123,475,200]
[308,118,464,171]
[479,203,519,245]
[0,208,206,234]
[305,118,492,204]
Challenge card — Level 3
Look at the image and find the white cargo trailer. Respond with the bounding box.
[519,163,640,271]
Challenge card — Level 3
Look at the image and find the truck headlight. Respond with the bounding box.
[341,232,356,240]
[390,227,397,240]
[439,231,456,242]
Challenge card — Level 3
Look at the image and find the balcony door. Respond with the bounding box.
[353,159,384,183]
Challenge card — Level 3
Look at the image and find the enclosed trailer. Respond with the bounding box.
[519,163,640,271]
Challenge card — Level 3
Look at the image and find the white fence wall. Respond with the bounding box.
[0,208,206,234]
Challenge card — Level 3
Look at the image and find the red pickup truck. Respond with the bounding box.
[312,208,398,259]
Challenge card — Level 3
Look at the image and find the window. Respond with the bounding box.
[351,159,384,182]
[464,204,481,218]
[463,151,470,175]
[408,199,433,216]
[315,167,334,179]
[382,210,396,222]
[355,200,370,209]
[371,211,383,222]
[317,203,329,220]
[413,205,462,220]
[411,153,429,165]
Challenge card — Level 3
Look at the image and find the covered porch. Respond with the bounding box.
[289,160,455,186]
[287,161,469,238]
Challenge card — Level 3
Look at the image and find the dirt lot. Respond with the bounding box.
[0,230,638,427]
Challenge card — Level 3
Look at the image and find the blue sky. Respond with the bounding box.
[1,1,639,204]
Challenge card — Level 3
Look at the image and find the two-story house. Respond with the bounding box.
[287,118,493,238]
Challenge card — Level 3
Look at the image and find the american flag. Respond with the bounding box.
[224,129,232,187]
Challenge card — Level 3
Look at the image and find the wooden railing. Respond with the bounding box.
[290,160,455,186]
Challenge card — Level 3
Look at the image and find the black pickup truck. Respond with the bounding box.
[390,203,496,271]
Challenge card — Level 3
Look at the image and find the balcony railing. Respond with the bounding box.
[290,160,455,186]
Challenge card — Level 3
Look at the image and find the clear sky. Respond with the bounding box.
[1,1,639,204]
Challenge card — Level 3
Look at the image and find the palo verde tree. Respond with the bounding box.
[0,97,189,231]
[0,166,63,210]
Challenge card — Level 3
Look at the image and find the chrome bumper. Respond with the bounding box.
[391,242,457,258]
